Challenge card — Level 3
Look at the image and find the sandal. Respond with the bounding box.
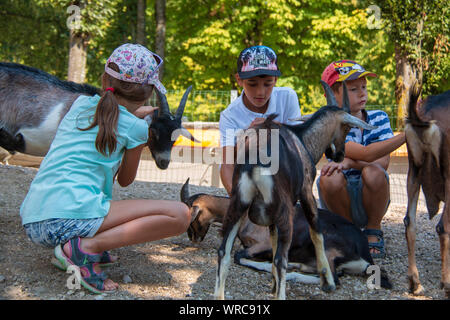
[53,237,116,294]
[78,262,116,294]
[363,229,386,259]
[52,250,117,271]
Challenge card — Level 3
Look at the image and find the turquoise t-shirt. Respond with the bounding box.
[20,94,148,225]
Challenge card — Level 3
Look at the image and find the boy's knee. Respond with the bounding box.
[319,173,346,193]
[361,165,388,189]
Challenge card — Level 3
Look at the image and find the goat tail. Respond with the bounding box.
[406,82,423,124]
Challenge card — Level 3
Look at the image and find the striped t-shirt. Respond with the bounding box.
[344,109,394,177]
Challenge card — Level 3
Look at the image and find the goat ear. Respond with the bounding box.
[320,80,338,107]
[342,113,377,130]
[180,127,201,143]
[342,81,350,113]
[144,115,152,126]
[190,206,201,222]
[150,127,159,141]
[175,85,193,120]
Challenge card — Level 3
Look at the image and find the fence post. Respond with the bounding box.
[230,90,238,103]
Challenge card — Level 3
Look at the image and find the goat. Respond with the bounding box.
[214,81,377,299]
[404,85,450,298]
[181,178,392,289]
[0,62,196,169]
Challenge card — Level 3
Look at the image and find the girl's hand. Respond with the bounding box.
[134,106,159,119]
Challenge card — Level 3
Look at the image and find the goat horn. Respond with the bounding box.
[175,85,193,120]
[320,80,338,107]
[156,89,171,116]
[342,113,377,130]
[342,81,350,113]
[289,114,313,122]
[180,178,190,204]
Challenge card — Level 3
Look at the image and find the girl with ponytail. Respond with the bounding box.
[20,44,190,294]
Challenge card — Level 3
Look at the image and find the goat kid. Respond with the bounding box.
[0,62,196,169]
[181,178,392,288]
[404,85,450,298]
[215,81,377,300]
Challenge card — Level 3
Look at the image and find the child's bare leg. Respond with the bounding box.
[361,165,389,253]
[63,199,190,290]
[319,172,352,222]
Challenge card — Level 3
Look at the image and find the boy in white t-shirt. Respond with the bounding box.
[219,45,301,194]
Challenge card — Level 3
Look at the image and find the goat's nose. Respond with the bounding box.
[159,159,169,169]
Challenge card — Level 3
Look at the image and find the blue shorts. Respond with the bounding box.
[24,218,104,248]
[316,170,390,229]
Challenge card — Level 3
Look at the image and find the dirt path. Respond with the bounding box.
[0,164,446,300]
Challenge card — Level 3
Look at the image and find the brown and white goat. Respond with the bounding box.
[404,86,450,297]
[214,81,377,300]
[181,178,392,288]
[0,62,196,169]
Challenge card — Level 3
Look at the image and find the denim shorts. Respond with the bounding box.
[24,218,104,248]
[316,171,390,229]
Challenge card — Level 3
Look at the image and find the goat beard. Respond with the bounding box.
[325,148,345,163]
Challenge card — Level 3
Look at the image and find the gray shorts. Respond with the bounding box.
[316,170,390,229]
[24,218,104,248]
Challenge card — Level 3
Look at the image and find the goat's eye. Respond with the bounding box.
[150,128,159,141]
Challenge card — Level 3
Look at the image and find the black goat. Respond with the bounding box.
[214,81,377,299]
[181,178,392,288]
[404,85,450,298]
[0,62,196,169]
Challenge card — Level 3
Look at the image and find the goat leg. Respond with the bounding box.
[437,192,450,298]
[300,194,336,292]
[269,225,278,295]
[270,208,293,300]
[214,214,245,300]
[404,166,424,295]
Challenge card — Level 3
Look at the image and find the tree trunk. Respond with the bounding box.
[136,0,146,45]
[394,45,422,130]
[155,0,166,80]
[68,30,88,83]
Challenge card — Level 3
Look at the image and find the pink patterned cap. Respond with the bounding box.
[105,43,167,94]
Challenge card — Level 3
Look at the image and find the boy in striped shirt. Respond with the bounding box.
[317,60,406,259]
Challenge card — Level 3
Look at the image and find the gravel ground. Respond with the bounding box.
[0,164,446,300]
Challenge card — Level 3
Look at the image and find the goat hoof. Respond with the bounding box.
[321,283,336,293]
[441,281,450,298]
[408,276,424,295]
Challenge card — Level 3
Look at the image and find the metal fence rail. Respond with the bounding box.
[149,90,399,130]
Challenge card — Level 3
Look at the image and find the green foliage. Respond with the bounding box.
[372,0,449,95]
[0,0,69,78]
[0,0,447,118]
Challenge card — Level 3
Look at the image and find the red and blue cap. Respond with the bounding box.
[321,60,377,88]
[237,45,281,79]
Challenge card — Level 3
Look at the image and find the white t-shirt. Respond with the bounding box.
[219,87,301,147]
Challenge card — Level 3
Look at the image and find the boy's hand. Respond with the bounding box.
[248,117,280,128]
[249,117,266,128]
[320,158,354,176]
[134,106,159,119]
